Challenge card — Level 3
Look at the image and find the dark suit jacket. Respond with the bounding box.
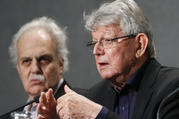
[0,79,68,119]
[157,87,179,119]
[87,58,179,119]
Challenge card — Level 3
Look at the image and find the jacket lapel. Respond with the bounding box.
[101,82,118,110]
[54,79,68,99]
[132,59,161,119]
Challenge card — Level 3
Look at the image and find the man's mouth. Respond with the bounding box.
[98,62,109,68]
[99,62,108,65]
[30,79,42,85]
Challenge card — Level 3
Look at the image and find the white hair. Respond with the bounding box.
[9,16,69,72]
[84,0,156,58]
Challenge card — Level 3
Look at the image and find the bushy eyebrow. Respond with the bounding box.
[18,54,54,62]
[38,54,53,61]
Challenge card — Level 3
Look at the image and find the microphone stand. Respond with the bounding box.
[0,95,40,118]
[0,80,69,118]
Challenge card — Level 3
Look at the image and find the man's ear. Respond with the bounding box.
[135,33,149,58]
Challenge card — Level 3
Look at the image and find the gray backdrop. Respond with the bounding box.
[0,0,179,115]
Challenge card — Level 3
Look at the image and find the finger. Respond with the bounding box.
[56,100,65,115]
[40,92,48,106]
[37,102,47,115]
[38,113,50,119]
[57,107,66,119]
[56,94,72,110]
[57,94,68,104]
[57,85,76,104]
[38,93,49,115]
[63,114,70,119]
[37,103,42,113]
[48,88,56,103]
[45,89,51,101]
[64,85,74,94]
[37,114,45,119]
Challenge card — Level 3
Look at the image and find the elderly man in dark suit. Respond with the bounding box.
[0,16,69,119]
[37,0,179,119]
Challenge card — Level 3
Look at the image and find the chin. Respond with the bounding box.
[100,73,113,80]
[29,86,45,96]
[100,70,120,81]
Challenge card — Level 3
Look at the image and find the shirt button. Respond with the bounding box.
[122,106,125,111]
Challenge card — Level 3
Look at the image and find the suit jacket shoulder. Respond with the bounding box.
[157,87,179,119]
[133,59,179,119]
[87,58,179,119]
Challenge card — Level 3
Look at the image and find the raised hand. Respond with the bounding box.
[56,85,102,119]
[37,88,59,119]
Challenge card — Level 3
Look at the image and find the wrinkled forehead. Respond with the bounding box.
[18,28,56,46]
[92,24,124,38]
[19,27,51,39]
[17,28,57,54]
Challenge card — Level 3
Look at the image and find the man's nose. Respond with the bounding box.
[30,60,41,73]
[93,42,104,55]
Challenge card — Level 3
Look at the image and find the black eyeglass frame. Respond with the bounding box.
[86,34,137,48]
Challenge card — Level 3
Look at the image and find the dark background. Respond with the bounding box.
[0,0,179,115]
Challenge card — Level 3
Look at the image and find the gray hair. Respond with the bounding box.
[9,16,69,72]
[84,0,156,58]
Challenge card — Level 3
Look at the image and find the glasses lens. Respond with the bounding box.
[103,39,116,49]
[86,34,137,51]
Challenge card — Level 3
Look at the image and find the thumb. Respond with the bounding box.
[64,85,75,93]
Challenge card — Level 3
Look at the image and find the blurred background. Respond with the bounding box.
[0,0,179,115]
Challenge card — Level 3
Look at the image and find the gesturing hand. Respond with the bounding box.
[56,85,102,119]
[37,88,59,119]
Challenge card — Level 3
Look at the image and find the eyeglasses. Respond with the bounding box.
[86,34,137,51]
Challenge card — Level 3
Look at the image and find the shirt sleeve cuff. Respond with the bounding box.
[95,106,109,119]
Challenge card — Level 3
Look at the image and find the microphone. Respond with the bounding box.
[0,94,40,118]
[0,88,61,118]
[0,80,69,118]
